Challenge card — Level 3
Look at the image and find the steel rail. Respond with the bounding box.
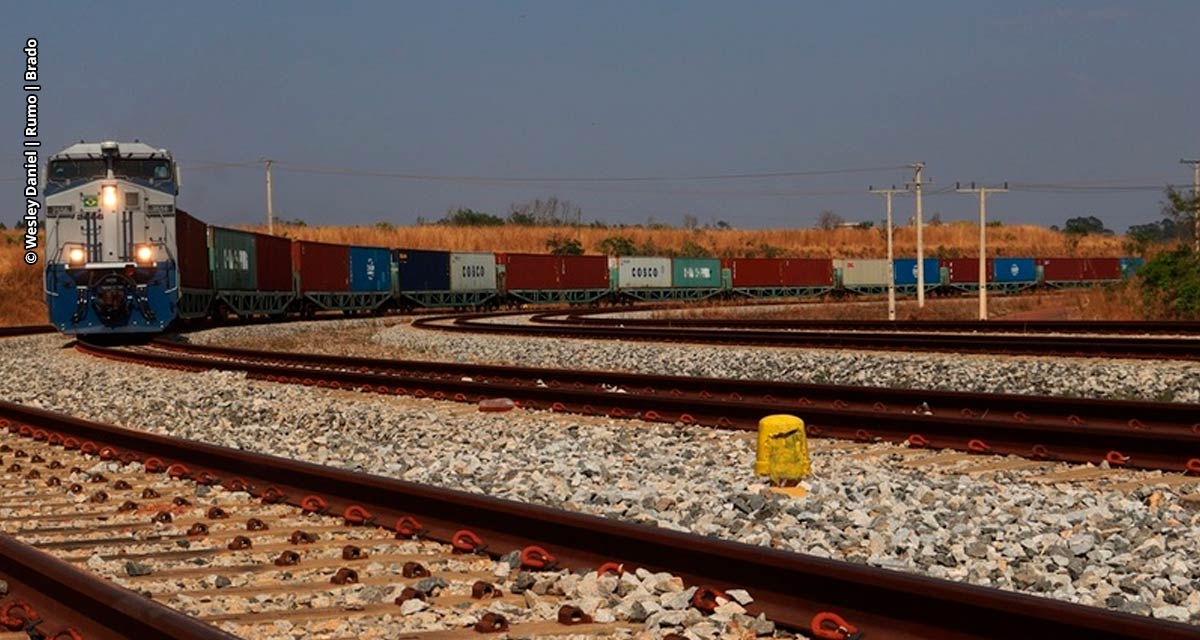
[87,340,1200,473]
[1,401,1196,640]
[412,311,1200,361]
[532,311,1200,336]
[0,325,56,339]
[0,533,237,640]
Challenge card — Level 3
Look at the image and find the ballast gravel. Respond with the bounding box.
[3,329,1200,627]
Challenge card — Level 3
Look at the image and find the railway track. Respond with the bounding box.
[77,339,1200,473]
[410,311,1200,361]
[533,311,1200,336]
[0,325,56,339]
[0,401,1196,640]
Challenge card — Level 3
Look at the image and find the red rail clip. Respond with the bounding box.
[597,561,624,576]
[343,505,373,525]
[907,434,930,448]
[1106,451,1130,467]
[967,439,991,454]
[395,515,426,539]
[520,545,557,570]
[451,529,486,554]
[812,611,860,639]
[300,495,329,514]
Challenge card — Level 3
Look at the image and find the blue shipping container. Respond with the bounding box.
[893,258,940,286]
[394,249,450,292]
[1119,257,1144,277]
[992,258,1036,283]
[349,246,392,292]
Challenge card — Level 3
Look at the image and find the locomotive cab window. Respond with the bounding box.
[112,159,173,182]
[48,159,107,183]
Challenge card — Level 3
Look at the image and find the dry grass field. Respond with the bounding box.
[0,233,45,326]
[0,224,1142,327]
[262,222,1126,258]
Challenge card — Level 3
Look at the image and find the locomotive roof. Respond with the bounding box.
[50,141,172,161]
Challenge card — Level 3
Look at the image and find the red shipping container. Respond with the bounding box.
[174,208,210,289]
[945,258,994,284]
[255,233,294,292]
[498,253,559,290]
[498,254,609,290]
[559,255,609,289]
[292,240,350,292]
[1085,258,1121,280]
[727,258,833,287]
[1038,258,1086,282]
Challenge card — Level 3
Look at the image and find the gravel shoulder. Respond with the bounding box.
[5,329,1200,624]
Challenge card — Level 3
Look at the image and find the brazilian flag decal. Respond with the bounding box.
[82,194,99,208]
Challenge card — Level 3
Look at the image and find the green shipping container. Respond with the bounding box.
[672,257,722,288]
[209,226,258,291]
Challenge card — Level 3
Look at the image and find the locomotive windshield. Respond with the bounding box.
[112,158,172,181]
[48,159,107,183]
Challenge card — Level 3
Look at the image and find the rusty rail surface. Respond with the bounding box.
[534,311,1200,335]
[113,339,1200,473]
[410,311,1200,361]
[0,533,236,640]
[1,401,1196,640]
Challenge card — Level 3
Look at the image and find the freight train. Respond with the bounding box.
[42,141,1144,336]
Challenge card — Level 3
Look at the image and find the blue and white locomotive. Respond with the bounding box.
[43,141,182,334]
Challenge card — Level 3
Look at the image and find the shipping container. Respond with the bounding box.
[349,246,392,292]
[994,258,1036,283]
[837,259,890,287]
[893,258,940,286]
[394,249,450,291]
[209,226,257,291]
[292,240,350,292]
[1037,258,1118,282]
[1086,257,1121,280]
[498,253,559,290]
[724,258,833,288]
[1119,257,1144,277]
[498,254,610,290]
[559,255,609,289]
[450,252,497,291]
[945,258,992,284]
[618,257,671,288]
[254,233,293,292]
[174,209,210,289]
[672,257,722,288]
[1037,258,1084,281]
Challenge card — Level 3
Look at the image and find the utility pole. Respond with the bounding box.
[1182,159,1200,251]
[955,182,1008,320]
[263,158,275,234]
[869,185,906,321]
[908,163,927,307]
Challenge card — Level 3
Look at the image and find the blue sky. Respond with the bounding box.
[6,1,1198,230]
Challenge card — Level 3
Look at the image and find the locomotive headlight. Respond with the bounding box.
[101,184,118,209]
[65,245,86,266]
[134,244,155,265]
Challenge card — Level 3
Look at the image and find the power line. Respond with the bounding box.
[269,161,909,184]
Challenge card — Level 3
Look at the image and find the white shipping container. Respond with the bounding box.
[618,257,671,288]
[450,252,497,291]
[838,259,890,286]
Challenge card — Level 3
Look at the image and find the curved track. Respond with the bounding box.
[80,339,1200,473]
[410,310,1200,361]
[2,401,1196,640]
